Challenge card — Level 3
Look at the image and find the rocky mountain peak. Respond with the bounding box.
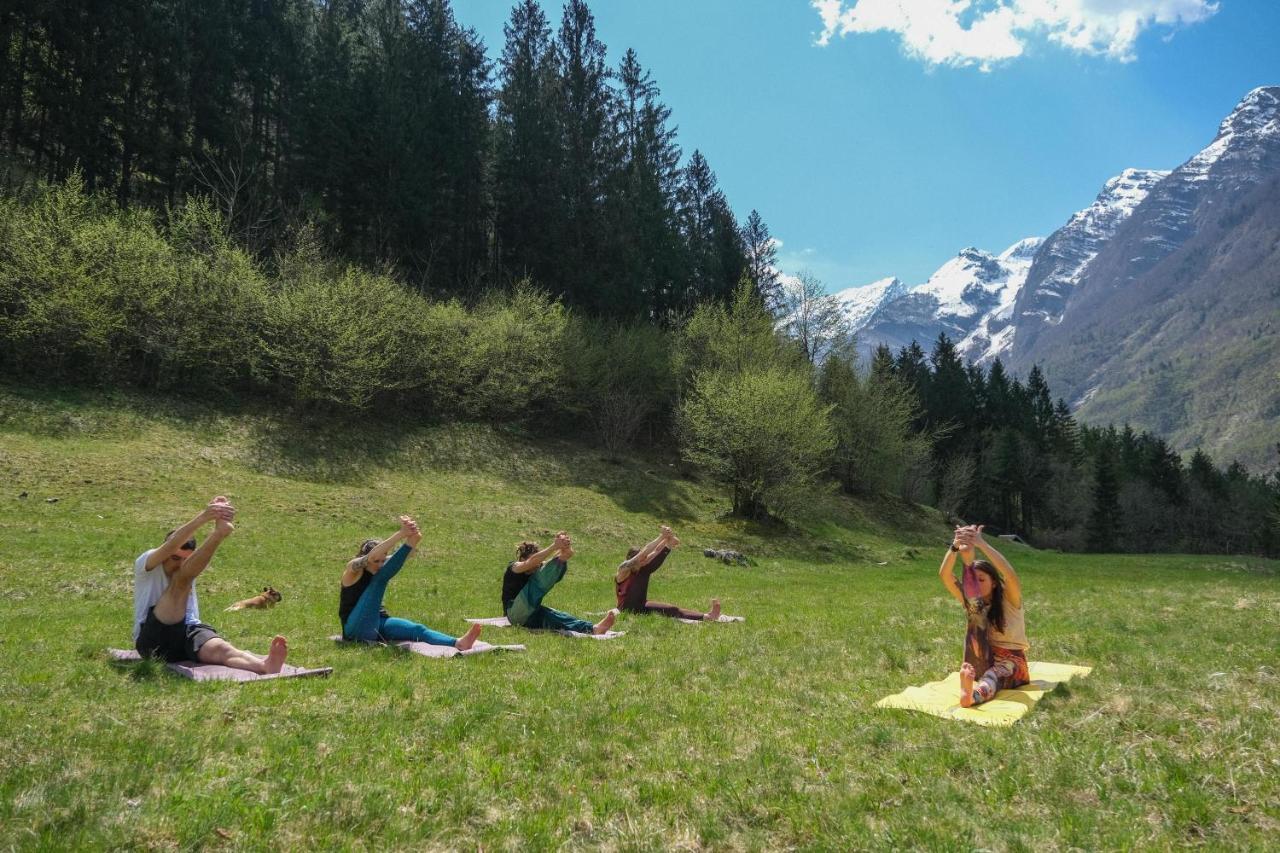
[1215,85,1280,140]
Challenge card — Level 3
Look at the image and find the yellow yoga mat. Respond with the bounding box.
[875,661,1093,727]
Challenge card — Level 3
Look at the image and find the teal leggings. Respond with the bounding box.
[343,544,457,646]
[505,558,595,633]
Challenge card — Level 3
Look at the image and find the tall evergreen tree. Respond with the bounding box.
[1088,447,1123,552]
[741,209,781,310]
[554,0,615,309]
[493,0,561,288]
[608,48,682,318]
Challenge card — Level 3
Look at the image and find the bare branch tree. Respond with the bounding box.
[777,270,852,364]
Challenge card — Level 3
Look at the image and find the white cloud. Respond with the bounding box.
[812,0,1219,70]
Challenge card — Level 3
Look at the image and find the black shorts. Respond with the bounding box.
[135,607,222,663]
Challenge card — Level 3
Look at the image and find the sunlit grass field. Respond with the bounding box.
[1,386,1277,850]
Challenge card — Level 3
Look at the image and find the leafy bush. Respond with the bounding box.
[0,175,175,383]
[0,179,266,395]
[260,250,433,411]
[817,348,932,498]
[453,284,568,423]
[678,365,834,520]
[673,276,802,392]
[562,316,675,456]
[149,198,269,393]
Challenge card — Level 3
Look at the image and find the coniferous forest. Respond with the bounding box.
[1,1,1276,556]
[0,0,754,315]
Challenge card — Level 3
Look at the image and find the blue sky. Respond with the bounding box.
[456,1,1280,288]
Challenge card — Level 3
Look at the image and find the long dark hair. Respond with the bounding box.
[971,560,1005,632]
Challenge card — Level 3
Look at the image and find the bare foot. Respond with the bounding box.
[456,623,483,651]
[704,599,721,621]
[263,635,288,674]
[560,544,575,561]
[593,608,618,635]
[959,662,976,707]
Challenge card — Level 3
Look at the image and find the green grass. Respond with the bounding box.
[1,386,1278,850]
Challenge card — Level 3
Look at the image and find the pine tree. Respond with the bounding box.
[742,209,781,311]
[677,150,744,309]
[555,0,615,309]
[1088,448,1123,552]
[609,48,682,318]
[494,0,562,289]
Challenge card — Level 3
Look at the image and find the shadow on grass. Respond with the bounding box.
[107,654,164,682]
[2,382,941,543]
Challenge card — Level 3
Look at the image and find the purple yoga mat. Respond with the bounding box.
[108,649,332,681]
[329,636,526,657]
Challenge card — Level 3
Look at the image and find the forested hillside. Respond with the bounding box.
[0,0,775,316]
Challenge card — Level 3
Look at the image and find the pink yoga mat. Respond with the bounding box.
[108,649,332,681]
[329,636,526,657]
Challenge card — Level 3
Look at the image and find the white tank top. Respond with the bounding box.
[991,600,1028,650]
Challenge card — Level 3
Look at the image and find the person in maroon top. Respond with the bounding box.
[615,526,721,621]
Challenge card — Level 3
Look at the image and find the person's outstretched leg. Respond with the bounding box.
[529,606,614,635]
[506,558,569,626]
[379,616,462,647]
[198,636,288,674]
[343,546,412,641]
[642,596,722,621]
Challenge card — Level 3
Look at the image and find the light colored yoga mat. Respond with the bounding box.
[329,636,526,657]
[875,661,1093,727]
[464,616,625,640]
[677,614,745,624]
[108,649,332,681]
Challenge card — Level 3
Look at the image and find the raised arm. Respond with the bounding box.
[965,525,1022,608]
[512,532,569,574]
[616,527,675,581]
[345,516,416,575]
[143,496,234,571]
[938,537,965,604]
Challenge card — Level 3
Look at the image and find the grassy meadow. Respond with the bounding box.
[1,386,1277,850]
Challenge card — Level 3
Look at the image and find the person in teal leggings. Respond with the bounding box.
[502,532,617,635]
[340,515,482,649]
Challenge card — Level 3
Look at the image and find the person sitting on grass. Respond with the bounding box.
[938,523,1029,707]
[616,525,720,621]
[503,532,617,635]
[134,496,288,674]
[341,515,483,651]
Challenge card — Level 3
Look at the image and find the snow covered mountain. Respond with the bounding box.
[837,238,1041,363]
[1009,168,1169,354]
[831,86,1280,470]
[1006,85,1280,469]
[831,275,908,331]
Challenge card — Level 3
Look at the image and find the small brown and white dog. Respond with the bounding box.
[225,586,283,611]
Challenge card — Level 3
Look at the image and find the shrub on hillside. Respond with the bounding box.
[562,316,675,456]
[261,249,433,411]
[678,365,835,520]
[673,276,803,393]
[453,284,568,423]
[149,198,268,393]
[817,347,932,497]
[0,176,175,383]
[0,179,269,395]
